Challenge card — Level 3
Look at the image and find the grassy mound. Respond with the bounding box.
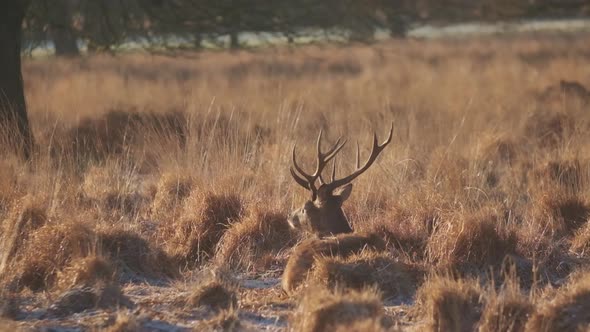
[292,286,386,332]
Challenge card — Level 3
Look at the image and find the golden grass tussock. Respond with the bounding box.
[362,190,447,259]
[165,190,243,267]
[570,222,590,257]
[525,270,590,332]
[291,286,386,332]
[415,275,483,332]
[5,219,94,291]
[0,159,21,215]
[151,171,197,222]
[282,233,386,293]
[426,206,517,271]
[0,195,49,275]
[521,110,576,149]
[192,308,242,332]
[97,226,175,277]
[2,205,172,292]
[215,204,294,271]
[530,158,589,194]
[312,251,417,300]
[479,275,533,332]
[56,255,116,291]
[48,282,131,317]
[186,273,238,312]
[529,192,590,237]
[106,311,141,332]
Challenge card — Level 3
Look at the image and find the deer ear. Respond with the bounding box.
[334,183,353,202]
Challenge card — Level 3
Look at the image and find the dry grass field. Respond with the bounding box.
[2,34,590,331]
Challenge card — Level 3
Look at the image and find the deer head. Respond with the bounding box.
[288,124,393,238]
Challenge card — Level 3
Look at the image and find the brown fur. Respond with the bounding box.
[288,185,354,237]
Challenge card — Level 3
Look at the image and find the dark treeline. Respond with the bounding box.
[22,0,590,55]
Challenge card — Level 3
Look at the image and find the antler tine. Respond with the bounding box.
[331,156,337,182]
[290,130,347,198]
[322,137,347,163]
[290,167,311,190]
[291,145,318,194]
[355,141,360,169]
[383,122,394,146]
[320,155,339,185]
[313,129,347,177]
[325,123,394,191]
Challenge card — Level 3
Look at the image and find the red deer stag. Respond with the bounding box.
[288,124,393,238]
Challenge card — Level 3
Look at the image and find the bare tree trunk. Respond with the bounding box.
[0,0,34,159]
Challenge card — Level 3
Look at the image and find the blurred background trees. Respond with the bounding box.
[22,0,590,56]
[15,0,590,56]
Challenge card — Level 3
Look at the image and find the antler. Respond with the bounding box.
[290,124,393,199]
[290,129,347,200]
[323,123,393,192]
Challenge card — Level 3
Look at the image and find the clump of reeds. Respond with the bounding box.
[185,270,238,312]
[165,190,243,267]
[312,250,417,300]
[415,275,483,332]
[525,270,590,331]
[282,232,386,293]
[215,204,294,271]
[426,206,517,271]
[291,286,386,332]
[479,272,533,332]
